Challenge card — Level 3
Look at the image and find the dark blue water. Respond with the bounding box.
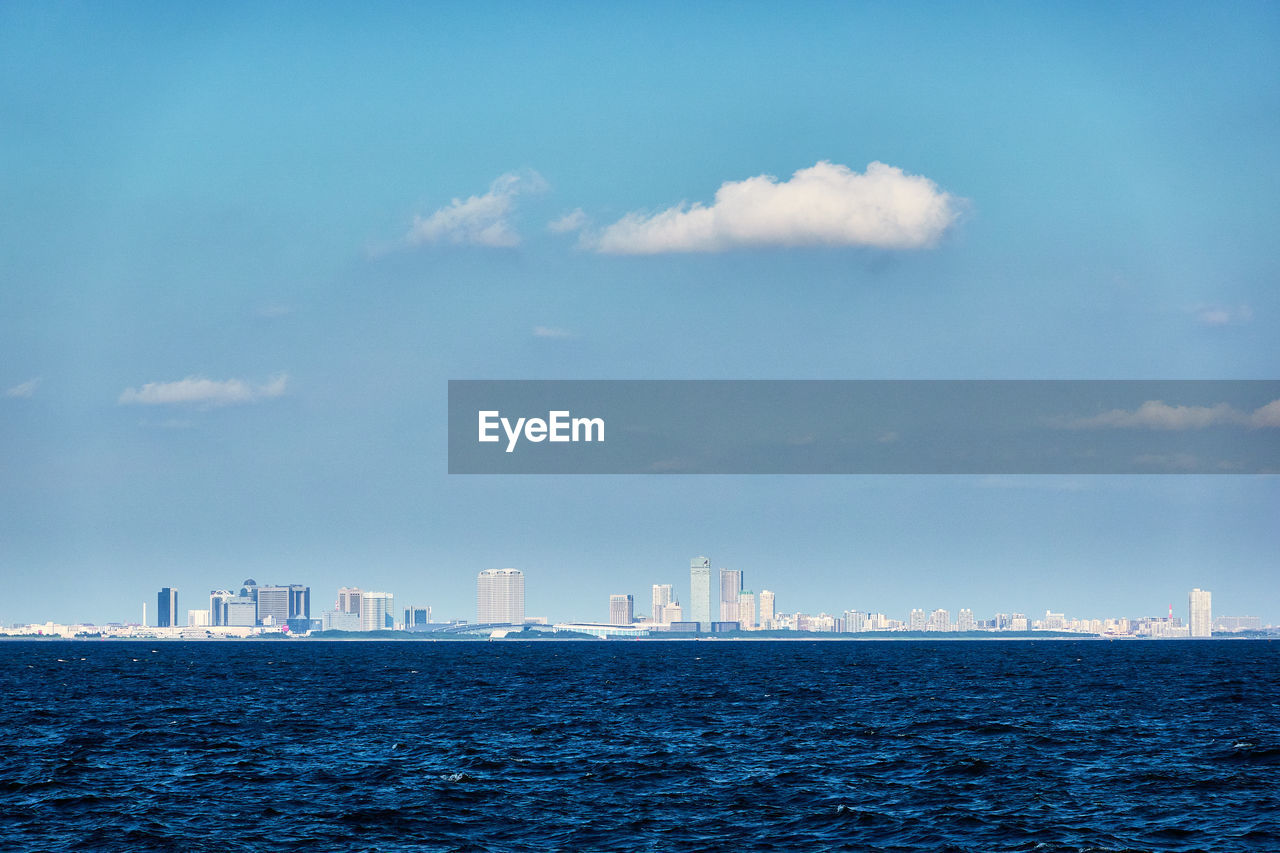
[1,640,1277,852]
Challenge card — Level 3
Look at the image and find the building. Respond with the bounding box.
[738,591,756,629]
[254,584,310,626]
[609,594,635,625]
[187,609,211,628]
[719,569,743,622]
[322,610,362,631]
[956,608,975,632]
[759,590,775,630]
[1189,588,1212,638]
[337,587,362,614]
[909,608,926,631]
[689,557,712,631]
[651,584,674,623]
[477,568,525,624]
[1214,615,1261,632]
[404,607,431,628]
[156,588,178,628]
[360,592,394,631]
[928,609,951,631]
[664,602,683,622]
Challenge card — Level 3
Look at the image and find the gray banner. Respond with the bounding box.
[448,380,1280,474]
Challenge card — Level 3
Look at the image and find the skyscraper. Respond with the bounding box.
[609,594,635,625]
[719,569,743,622]
[910,608,926,631]
[156,587,177,628]
[651,583,674,623]
[759,590,775,630]
[689,557,712,631]
[738,591,756,629]
[360,592,394,631]
[337,587,362,613]
[1189,588,1212,638]
[477,568,525,624]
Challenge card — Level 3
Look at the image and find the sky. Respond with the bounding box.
[1,1,1277,626]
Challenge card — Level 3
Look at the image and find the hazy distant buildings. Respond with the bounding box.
[337,587,362,614]
[404,607,431,628]
[477,568,525,624]
[738,591,756,629]
[156,588,177,628]
[956,608,975,632]
[1214,615,1260,632]
[1189,588,1212,638]
[256,584,310,626]
[651,584,675,623]
[928,608,950,632]
[719,569,743,622]
[360,592,394,631]
[759,590,775,630]
[609,594,634,625]
[909,608,926,631]
[690,557,712,631]
[187,609,210,628]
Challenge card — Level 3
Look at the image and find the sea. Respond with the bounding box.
[1,639,1276,852]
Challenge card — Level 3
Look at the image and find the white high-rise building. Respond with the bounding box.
[719,569,743,622]
[652,584,674,623]
[759,590,775,629]
[738,591,756,629]
[929,609,951,632]
[609,594,634,625]
[956,608,975,632]
[910,608,926,631]
[690,557,712,631]
[360,592,393,631]
[477,568,525,624]
[1189,588,1212,638]
[187,609,211,628]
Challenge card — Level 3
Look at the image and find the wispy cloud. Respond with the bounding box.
[548,208,588,234]
[5,377,40,398]
[588,161,960,254]
[1194,304,1253,327]
[406,170,547,248]
[119,374,288,407]
[532,325,573,339]
[1064,398,1280,430]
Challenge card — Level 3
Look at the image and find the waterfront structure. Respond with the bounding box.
[690,557,712,631]
[477,568,525,624]
[156,587,178,628]
[651,584,674,623]
[1189,588,1212,638]
[759,590,775,630]
[360,592,394,631]
[719,569,743,622]
[738,591,756,629]
[337,587,362,613]
[609,594,635,625]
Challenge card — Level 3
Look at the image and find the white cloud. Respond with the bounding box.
[1066,398,1280,430]
[532,325,572,339]
[589,161,960,254]
[406,171,547,248]
[118,374,288,407]
[5,377,40,398]
[548,208,588,234]
[1195,304,1253,326]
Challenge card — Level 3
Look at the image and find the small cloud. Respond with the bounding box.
[256,304,293,318]
[1195,304,1253,326]
[876,431,899,444]
[532,326,572,339]
[589,161,961,254]
[5,377,40,398]
[1062,398,1280,430]
[548,208,588,234]
[406,170,547,248]
[119,374,288,407]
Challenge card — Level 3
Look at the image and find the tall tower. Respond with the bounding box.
[738,591,756,629]
[719,569,743,622]
[651,583,674,623]
[156,587,178,628]
[1189,588,1212,638]
[477,568,525,624]
[689,557,712,631]
[360,592,394,631]
[759,590,776,629]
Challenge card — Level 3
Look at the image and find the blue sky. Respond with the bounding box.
[2,2,1277,625]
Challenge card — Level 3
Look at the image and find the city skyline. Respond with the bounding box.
[2,4,1277,628]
